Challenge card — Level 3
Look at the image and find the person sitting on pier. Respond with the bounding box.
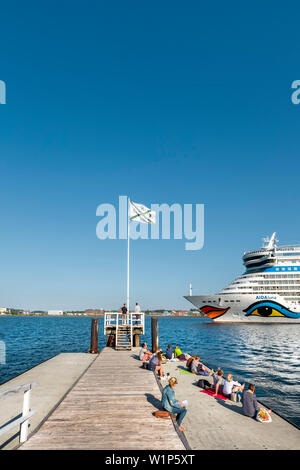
[190,357,210,376]
[148,351,165,379]
[161,377,187,432]
[222,374,245,400]
[212,368,224,396]
[186,355,197,370]
[174,345,185,360]
[139,342,152,361]
[242,384,272,420]
[166,344,174,360]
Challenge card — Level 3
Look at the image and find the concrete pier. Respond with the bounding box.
[161,360,300,450]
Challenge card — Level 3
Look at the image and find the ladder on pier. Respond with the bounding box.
[115,325,132,350]
[104,313,145,351]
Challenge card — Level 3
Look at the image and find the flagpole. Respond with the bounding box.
[127,197,130,314]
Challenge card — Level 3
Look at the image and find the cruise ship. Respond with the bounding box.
[185,233,300,322]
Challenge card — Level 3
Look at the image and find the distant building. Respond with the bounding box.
[85,309,105,316]
[170,310,189,316]
[0,307,8,314]
[47,310,64,316]
[190,310,200,315]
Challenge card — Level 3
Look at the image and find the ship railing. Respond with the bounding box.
[0,382,36,443]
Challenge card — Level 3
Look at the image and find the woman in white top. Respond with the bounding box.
[223,373,245,399]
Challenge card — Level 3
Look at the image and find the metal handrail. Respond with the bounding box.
[0,381,36,443]
[104,312,144,334]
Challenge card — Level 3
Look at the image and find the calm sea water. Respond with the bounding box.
[0,316,299,428]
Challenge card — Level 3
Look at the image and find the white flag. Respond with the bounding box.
[129,200,156,224]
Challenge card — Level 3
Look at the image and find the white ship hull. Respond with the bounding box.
[185,295,300,323]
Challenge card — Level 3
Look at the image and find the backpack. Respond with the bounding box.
[197,379,211,389]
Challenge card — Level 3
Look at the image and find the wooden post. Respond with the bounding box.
[133,334,140,347]
[89,318,100,353]
[151,317,159,353]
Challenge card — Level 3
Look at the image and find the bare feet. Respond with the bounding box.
[178,426,184,432]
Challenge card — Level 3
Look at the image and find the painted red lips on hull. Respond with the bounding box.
[200,305,230,319]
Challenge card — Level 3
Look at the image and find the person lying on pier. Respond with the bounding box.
[166,344,174,360]
[161,377,187,432]
[174,345,186,360]
[212,369,224,396]
[148,351,165,379]
[222,374,245,400]
[242,384,272,420]
[139,343,152,361]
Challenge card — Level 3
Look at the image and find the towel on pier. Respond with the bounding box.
[200,389,229,400]
[179,369,194,375]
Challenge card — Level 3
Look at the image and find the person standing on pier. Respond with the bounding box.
[134,302,141,325]
[162,377,187,432]
[121,303,127,325]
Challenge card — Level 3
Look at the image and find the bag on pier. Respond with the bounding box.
[256,408,272,423]
[154,410,171,419]
[197,379,211,389]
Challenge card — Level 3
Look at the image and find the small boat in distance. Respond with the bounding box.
[185,233,300,322]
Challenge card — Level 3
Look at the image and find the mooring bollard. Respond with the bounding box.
[89,318,100,354]
[151,317,159,353]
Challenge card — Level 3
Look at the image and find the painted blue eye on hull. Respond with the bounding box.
[243,301,300,318]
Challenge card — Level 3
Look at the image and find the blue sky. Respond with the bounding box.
[0,1,300,310]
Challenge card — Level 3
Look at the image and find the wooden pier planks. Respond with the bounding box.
[20,348,185,450]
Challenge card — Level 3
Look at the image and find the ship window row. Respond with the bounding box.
[276,259,300,263]
[277,253,300,257]
[254,286,300,290]
[223,285,300,290]
[253,288,300,293]
[259,281,300,285]
[263,274,300,279]
[222,290,300,296]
